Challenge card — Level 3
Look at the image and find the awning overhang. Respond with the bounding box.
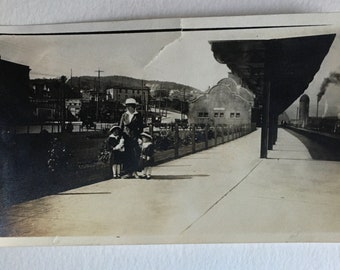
[210,34,336,114]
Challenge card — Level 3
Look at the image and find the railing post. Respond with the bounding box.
[174,123,179,158]
[149,124,154,138]
[227,125,230,141]
[204,125,208,149]
[221,125,225,143]
[214,124,217,146]
[192,125,196,153]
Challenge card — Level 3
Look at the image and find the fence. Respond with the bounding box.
[149,123,257,164]
[5,122,257,169]
[7,122,113,134]
[1,122,257,191]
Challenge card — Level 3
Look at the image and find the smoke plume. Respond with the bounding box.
[317,72,340,102]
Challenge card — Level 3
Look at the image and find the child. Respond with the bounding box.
[140,132,154,180]
[107,125,125,178]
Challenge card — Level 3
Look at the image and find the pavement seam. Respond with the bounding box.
[180,159,263,234]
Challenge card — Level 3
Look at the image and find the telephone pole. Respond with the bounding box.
[94,69,104,121]
[70,69,73,88]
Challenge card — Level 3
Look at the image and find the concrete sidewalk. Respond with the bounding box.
[1,128,340,245]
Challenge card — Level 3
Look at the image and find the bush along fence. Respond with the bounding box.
[4,122,256,190]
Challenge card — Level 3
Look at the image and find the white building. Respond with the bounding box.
[65,98,82,118]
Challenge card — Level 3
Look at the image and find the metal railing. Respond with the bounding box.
[1,121,257,185]
[148,123,257,164]
[6,122,114,134]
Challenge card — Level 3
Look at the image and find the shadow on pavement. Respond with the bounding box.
[151,174,209,180]
[0,153,112,208]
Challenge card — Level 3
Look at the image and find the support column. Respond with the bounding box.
[273,114,278,145]
[260,82,270,158]
[268,110,275,150]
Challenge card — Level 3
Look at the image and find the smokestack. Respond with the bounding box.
[317,72,340,102]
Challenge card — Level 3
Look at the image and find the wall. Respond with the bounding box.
[188,78,254,126]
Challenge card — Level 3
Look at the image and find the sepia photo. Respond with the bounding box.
[0,13,340,246]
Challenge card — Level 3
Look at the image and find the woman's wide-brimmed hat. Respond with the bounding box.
[124,98,138,106]
[140,132,152,140]
[109,125,121,133]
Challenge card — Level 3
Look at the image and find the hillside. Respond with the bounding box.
[67,75,203,101]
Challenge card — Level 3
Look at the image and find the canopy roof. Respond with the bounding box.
[210,34,336,114]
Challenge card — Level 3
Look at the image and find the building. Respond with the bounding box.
[299,94,310,128]
[188,77,255,126]
[106,86,150,106]
[0,58,32,125]
[65,98,82,119]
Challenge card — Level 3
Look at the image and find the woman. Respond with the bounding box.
[119,98,143,178]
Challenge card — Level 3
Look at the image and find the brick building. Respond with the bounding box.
[188,76,255,126]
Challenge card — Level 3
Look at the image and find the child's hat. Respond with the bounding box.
[109,125,121,133]
[140,132,152,140]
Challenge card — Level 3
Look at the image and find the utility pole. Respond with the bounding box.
[181,88,186,120]
[70,69,73,88]
[142,80,148,124]
[159,83,162,116]
[60,76,67,132]
[94,69,104,121]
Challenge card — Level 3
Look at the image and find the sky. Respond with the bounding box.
[1,25,339,117]
[285,33,340,119]
[0,31,228,91]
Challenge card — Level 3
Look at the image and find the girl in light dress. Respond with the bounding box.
[139,132,154,180]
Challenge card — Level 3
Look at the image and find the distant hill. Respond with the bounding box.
[67,75,203,101]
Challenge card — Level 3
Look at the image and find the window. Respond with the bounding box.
[214,112,219,117]
[230,113,235,118]
[236,113,240,118]
[219,112,224,117]
[198,112,209,118]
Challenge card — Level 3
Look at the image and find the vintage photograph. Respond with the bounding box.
[0,14,340,245]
